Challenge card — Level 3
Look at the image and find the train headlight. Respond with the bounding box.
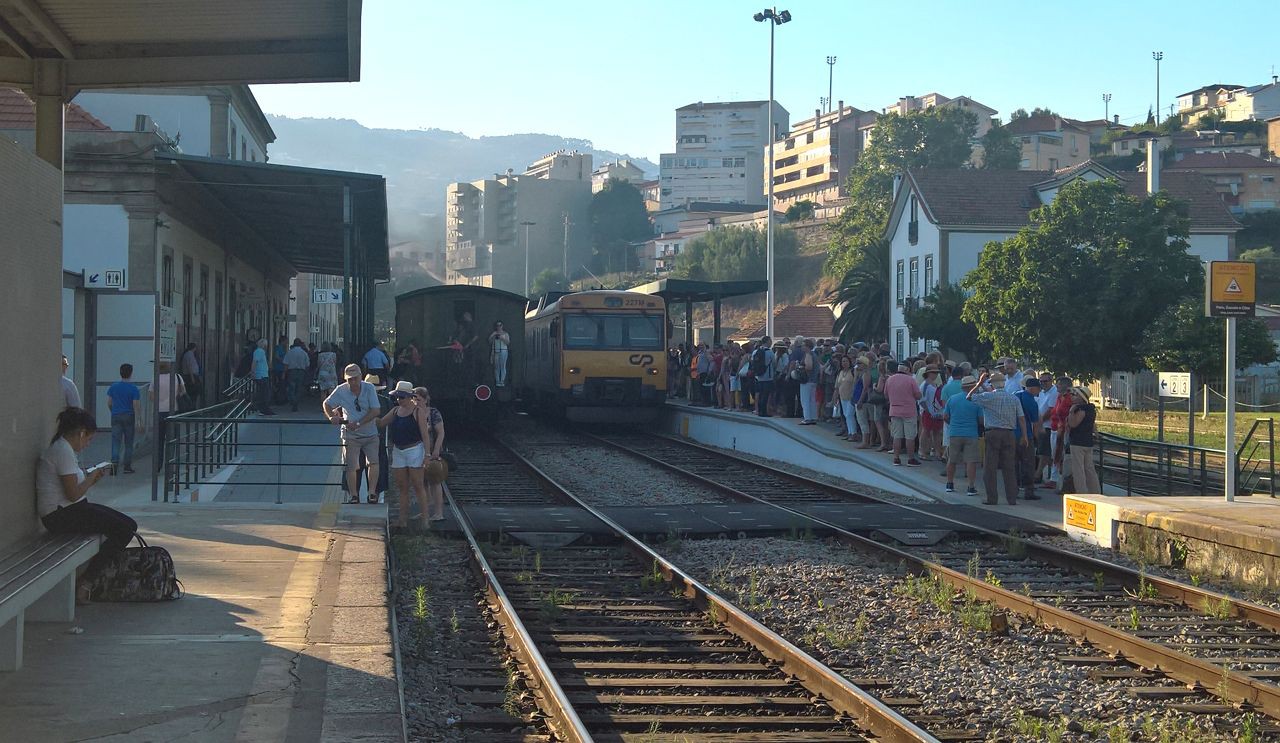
[647,367,659,375]
[568,367,581,375]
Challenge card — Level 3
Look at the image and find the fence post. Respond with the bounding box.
[1200,451,1207,497]
[1125,440,1134,496]
[275,424,284,506]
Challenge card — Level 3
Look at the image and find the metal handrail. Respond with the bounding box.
[1096,432,1217,496]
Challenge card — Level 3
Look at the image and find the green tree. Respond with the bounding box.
[904,283,992,360]
[830,237,891,344]
[1240,246,1280,304]
[672,225,797,282]
[961,178,1201,379]
[826,107,978,277]
[530,268,568,297]
[785,200,815,222]
[1140,296,1276,378]
[589,180,652,274]
[980,118,1021,170]
[1011,107,1057,120]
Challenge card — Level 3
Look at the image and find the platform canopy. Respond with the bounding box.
[160,153,389,279]
[0,0,361,90]
[630,278,768,304]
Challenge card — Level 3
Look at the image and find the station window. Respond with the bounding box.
[161,253,174,308]
[924,255,934,294]
[895,329,904,361]
[895,260,904,307]
[908,258,918,301]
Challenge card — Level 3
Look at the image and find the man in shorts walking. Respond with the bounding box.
[323,363,383,504]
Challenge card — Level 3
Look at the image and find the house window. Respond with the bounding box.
[924,255,934,293]
[734,157,745,167]
[895,329,904,361]
[908,194,919,245]
[909,258,919,301]
[895,260,904,306]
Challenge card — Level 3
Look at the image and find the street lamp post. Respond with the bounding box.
[755,7,791,340]
[1102,92,1112,122]
[826,55,837,114]
[520,220,536,297]
[1152,51,1163,123]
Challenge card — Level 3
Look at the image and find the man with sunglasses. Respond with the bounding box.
[323,363,383,504]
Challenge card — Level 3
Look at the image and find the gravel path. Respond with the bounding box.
[662,535,1267,742]
[392,533,541,741]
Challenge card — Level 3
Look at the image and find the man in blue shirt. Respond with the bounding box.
[252,339,275,416]
[942,375,983,496]
[753,336,776,417]
[1014,377,1043,501]
[106,363,142,474]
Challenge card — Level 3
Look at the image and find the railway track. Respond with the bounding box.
[583,430,1280,726]
[442,435,940,742]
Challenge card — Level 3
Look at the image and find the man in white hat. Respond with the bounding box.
[323,363,383,504]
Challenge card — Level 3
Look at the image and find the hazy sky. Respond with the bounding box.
[252,0,1280,162]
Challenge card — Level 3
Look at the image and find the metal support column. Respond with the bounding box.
[342,185,353,351]
[684,299,693,349]
[713,296,722,346]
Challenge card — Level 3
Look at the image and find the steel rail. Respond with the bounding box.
[586,431,1280,719]
[634,431,1280,634]
[442,487,591,743]
[489,436,940,743]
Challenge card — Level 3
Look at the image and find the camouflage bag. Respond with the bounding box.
[89,534,183,602]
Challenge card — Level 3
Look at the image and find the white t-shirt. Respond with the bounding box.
[1004,371,1025,394]
[60,375,81,408]
[324,381,381,440]
[37,437,85,517]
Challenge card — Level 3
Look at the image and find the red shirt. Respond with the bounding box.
[883,371,922,418]
[1051,394,1073,430]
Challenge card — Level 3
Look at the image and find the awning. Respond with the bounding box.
[629,278,769,304]
[0,1,361,89]
[159,152,388,280]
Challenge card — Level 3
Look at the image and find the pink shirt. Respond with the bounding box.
[883,371,922,418]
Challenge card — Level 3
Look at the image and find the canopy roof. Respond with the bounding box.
[0,1,361,90]
[160,152,388,279]
[629,278,768,304]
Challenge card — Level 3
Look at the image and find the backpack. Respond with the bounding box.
[89,534,183,602]
[749,348,767,377]
[234,348,253,378]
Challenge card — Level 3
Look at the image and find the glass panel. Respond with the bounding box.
[563,314,664,351]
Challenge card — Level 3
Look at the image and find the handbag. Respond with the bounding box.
[89,534,183,602]
[441,448,460,472]
[867,387,888,406]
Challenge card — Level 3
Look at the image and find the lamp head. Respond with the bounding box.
[753,10,769,21]
[778,9,792,22]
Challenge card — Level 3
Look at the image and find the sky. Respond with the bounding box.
[252,0,1280,163]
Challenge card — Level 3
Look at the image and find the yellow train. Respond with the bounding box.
[523,290,668,422]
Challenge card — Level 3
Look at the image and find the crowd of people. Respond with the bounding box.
[669,339,1100,506]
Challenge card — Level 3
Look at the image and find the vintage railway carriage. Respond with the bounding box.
[523,290,667,422]
[395,285,527,421]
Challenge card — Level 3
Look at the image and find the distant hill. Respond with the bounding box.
[264,115,656,243]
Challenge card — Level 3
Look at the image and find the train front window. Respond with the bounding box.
[563,314,663,351]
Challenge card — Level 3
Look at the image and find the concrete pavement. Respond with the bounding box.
[0,416,402,742]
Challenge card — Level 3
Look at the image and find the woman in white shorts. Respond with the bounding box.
[379,381,432,529]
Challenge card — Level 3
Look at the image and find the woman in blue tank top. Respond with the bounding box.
[379,381,432,529]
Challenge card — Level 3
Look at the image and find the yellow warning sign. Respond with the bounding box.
[1064,497,1097,531]
[1207,261,1256,318]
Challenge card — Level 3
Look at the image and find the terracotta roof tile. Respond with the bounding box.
[1005,115,1087,135]
[0,87,109,131]
[1167,152,1280,169]
[732,305,835,341]
[1120,170,1241,231]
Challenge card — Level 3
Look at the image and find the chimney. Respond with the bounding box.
[837,100,845,122]
[815,108,821,122]
[1146,138,1160,195]
[1113,114,1120,125]
[892,173,903,200]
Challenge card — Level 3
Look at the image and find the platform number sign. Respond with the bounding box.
[312,288,343,304]
[1158,372,1191,399]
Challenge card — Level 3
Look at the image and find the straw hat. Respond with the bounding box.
[1071,385,1091,401]
[391,380,415,398]
[364,374,386,391]
[425,459,449,483]
[960,375,979,388]
[989,372,1007,385]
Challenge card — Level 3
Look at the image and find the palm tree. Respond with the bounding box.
[829,237,890,344]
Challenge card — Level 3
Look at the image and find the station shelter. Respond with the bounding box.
[630,278,769,348]
[0,1,366,555]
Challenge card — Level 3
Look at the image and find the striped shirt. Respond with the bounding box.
[970,390,1023,431]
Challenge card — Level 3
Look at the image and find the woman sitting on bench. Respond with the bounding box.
[36,407,137,601]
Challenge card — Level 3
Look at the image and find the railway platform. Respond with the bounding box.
[0,413,402,743]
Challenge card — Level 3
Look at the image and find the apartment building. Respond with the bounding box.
[1179,79,1280,124]
[444,151,593,294]
[767,102,879,209]
[1005,115,1090,171]
[591,159,647,193]
[659,100,789,210]
[879,93,997,138]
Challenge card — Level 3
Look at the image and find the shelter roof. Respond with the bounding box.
[733,306,836,341]
[0,86,104,129]
[0,1,361,90]
[159,152,389,279]
[629,278,767,304]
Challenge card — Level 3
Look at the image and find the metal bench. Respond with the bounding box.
[0,534,101,671]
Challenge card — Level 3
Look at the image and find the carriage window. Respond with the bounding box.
[563,314,663,351]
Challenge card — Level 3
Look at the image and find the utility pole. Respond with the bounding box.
[826,55,837,114]
[1152,51,1164,124]
[562,213,571,281]
[755,7,793,339]
[520,220,536,297]
[819,96,828,112]
[1102,92,1112,122]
